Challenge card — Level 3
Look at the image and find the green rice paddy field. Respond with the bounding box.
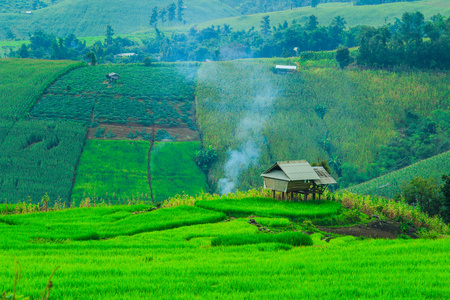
[151,141,209,203]
[71,140,152,204]
[0,198,449,299]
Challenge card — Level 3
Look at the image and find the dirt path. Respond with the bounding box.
[318,220,418,239]
[148,134,155,204]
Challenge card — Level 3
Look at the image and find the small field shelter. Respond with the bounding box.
[261,160,336,200]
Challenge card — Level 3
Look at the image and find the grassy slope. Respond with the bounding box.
[192,0,450,31]
[151,141,209,202]
[0,58,83,120]
[347,150,450,199]
[196,59,450,192]
[0,120,87,204]
[71,140,152,204]
[0,0,240,38]
[0,203,449,299]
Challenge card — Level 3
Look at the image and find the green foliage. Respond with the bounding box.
[348,150,450,199]
[151,142,209,202]
[30,64,197,128]
[442,174,450,223]
[211,232,313,247]
[0,120,87,204]
[71,140,152,204]
[357,12,450,69]
[0,59,84,120]
[401,176,443,218]
[335,46,351,69]
[195,146,218,172]
[143,57,152,66]
[196,197,342,219]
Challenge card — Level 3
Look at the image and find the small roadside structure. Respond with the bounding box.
[114,53,136,58]
[261,160,336,201]
[106,73,120,84]
[275,65,297,74]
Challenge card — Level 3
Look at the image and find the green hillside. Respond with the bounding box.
[0,0,240,39]
[30,63,198,128]
[195,59,450,193]
[192,0,450,32]
[0,120,86,204]
[347,150,450,199]
[0,58,83,120]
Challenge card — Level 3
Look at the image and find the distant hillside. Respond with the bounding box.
[192,1,450,31]
[195,58,450,193]
[347,151,450,199]
[0,0,240,39]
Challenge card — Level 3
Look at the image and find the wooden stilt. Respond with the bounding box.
[272,190,276,199]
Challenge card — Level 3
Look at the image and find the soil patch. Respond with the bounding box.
[318,220,418,239]
[87,124,200,141]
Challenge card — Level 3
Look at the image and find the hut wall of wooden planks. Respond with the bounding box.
[261,160,337,200]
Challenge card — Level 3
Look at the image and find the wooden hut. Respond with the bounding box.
[261,160,336,200]
[275,65,297,74]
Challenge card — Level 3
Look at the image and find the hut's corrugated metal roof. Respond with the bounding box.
[261,170,290,181]
[276,65,297,70]
[261,160,320,181]
[279,161,320,181]
[312,167,337,185]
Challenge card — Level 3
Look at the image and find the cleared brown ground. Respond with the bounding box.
[87,124,200,141]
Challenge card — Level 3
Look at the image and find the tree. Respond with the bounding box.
[18,44,29,58]
[306,15,318,31]
[442,174,450,223]
[143,57,152,66]
[168,3,176,23]
[260,16,271,36]
[160,7,167,25]
[177,0,184,22]
[105,25,114,46]
[150,6,158,27]
[402,177,443,217]
[336,47,351,69]
[86,52,97,66]
[311,0,319,8]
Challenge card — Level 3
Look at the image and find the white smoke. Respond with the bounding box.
[219,86,276,195]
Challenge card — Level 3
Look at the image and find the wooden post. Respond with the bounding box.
[272,190,276,199]
[313,183,316,201]
[282,192,285,200]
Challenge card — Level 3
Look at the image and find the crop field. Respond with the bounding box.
[71,140,151,205]
[0,120,87,204]
[196,60,450,192]
[30,64,198,130]
[151,141,209,203]
[195,0,450,32]
[0,58,84,120]
[196,197,342,219]
[348,150,450,199]
[0,197,449,299]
